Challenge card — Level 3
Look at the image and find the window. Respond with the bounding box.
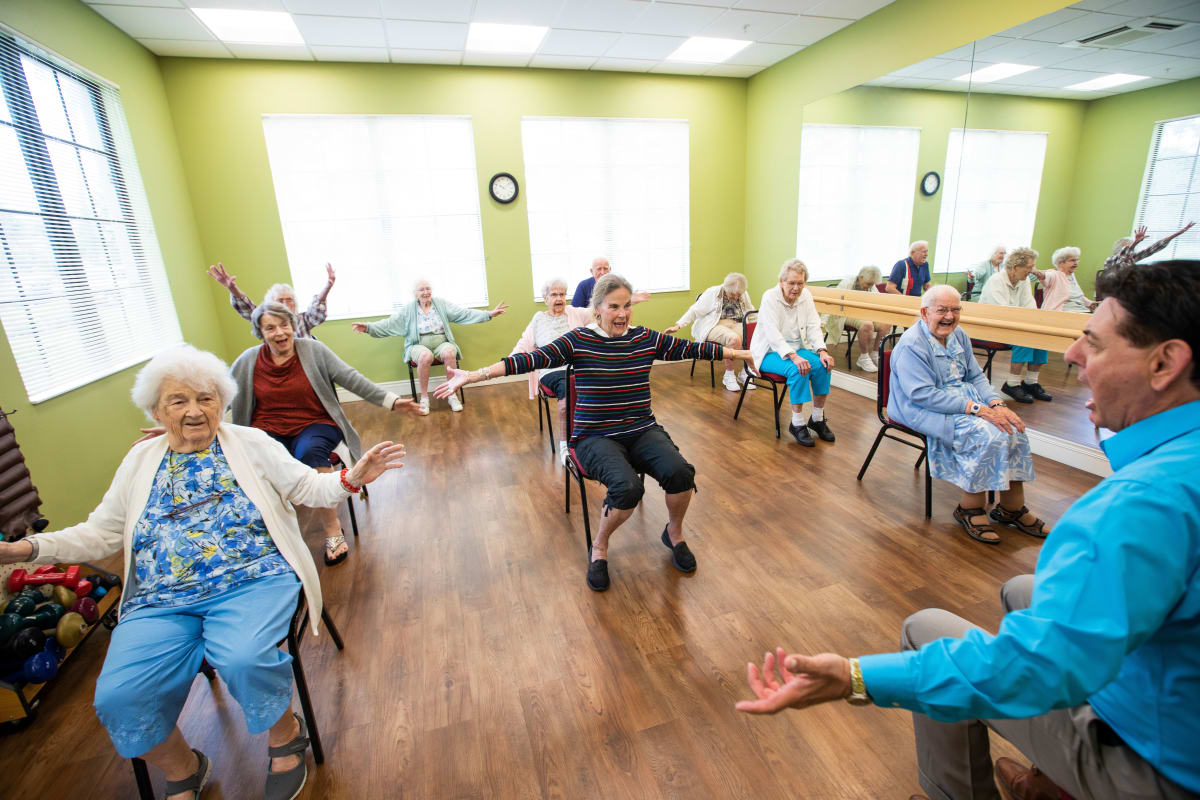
[261,114,488,317]
[796,124,921,282]
[1135,114,1200,261]
[521,117,689,300]
[0,31,181,403]
[932,129,1047,275]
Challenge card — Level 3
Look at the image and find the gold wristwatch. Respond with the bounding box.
[846,657,871,706]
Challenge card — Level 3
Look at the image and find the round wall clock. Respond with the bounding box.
[920,170,941,196]
[489,172,519,204]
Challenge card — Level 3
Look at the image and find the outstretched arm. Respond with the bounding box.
[315,263,336,304]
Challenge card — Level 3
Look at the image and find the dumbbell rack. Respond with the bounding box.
[0,563,121,728]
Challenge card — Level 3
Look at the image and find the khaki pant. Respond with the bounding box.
[705,318,740,346]
[907,575,1198,800]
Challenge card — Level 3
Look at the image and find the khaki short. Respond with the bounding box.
[705,318,741,346]
[411,333,455,363]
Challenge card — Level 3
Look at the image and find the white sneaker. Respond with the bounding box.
[738,370,756,389]
[856,353,878,373]
[722,373,740,392]
[448,394,463,412]
[417,396,430,415]
[558,441,569,466]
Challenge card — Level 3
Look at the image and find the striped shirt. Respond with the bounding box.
[503,325,723,441]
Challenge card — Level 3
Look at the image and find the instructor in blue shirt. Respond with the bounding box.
[887,240,933,296]
[736,259,1200,800]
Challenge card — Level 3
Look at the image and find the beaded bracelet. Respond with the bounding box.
[339,468,360,494]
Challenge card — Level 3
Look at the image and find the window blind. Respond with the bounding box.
[0,30,181,403]
[521,117,690,300]
[261,114,489,317]
[796,123,920,282]
[1134,114,1200,261]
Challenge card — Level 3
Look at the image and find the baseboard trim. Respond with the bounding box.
[829,370,1111,477]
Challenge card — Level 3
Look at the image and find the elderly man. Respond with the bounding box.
[736,260,1200,800]
[887,240,933,297]
[571,256,612,308]
[750,259,835,447]
[207,261,336,339]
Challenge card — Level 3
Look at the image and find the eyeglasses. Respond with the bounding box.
[933,306,962,315]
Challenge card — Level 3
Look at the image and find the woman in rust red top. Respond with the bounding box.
[231,302,418,564]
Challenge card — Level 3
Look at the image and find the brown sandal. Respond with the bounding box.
[990,505,1050,539]
[954,505,1001,545]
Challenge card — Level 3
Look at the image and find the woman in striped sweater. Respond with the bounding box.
[437,274,751,592]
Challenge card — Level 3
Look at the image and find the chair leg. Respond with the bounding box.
[733,375,750,419]
[771,384,782,439]
[709,359,715,388]
[924,443,933,519]
[578,475,592,556]
[132,757,154,800]
[564,464,571,513]
[346,496,359,537]
[545,399,555,456]
[289,648,324,764]
[988,489,995,505]
[538,392,544,433]
[857,426,888,480]
[320,607,345,651]
[914,450,926,470]
[408,363,417,399]
[690,358,697,377]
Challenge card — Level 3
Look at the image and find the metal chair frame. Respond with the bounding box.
[732,310,789,439]
[408,357,465,404]
[537,378,557,457]
[687,291,716,388]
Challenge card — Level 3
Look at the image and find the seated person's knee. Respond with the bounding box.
[417,352,434,366]
[659,462,696,495]
[607,478,645,510]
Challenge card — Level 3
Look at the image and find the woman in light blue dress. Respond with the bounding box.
[888,286,1051,544]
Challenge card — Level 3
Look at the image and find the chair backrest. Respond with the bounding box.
[876,331,903,425]
[962,279,975,300]
[740,309,760,376]
[1034,285,1044,308]
[875,282,888,292]
[565,366,577,441]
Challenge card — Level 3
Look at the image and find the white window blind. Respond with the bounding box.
[796,124,920,282]
[933,128,1047,275]
[0,31,181,404]
[261,114,488,317]
[521,117,689,300]
[1134,114,1200,261]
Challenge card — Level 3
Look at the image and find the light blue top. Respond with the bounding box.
[887,319,1001,446]
[364,296,492,363]
[860,399,1200,793]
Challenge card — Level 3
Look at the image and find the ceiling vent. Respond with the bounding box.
[1073,19,1191,48]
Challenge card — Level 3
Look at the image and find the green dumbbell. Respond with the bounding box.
[0,613,37,644]
[3,595,37,617]
[28,604,64,630]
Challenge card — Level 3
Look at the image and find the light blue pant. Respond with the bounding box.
[94,571,300,757]
[759,350,832,405]
[1010,345,1048,365]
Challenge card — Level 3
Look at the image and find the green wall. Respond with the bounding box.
[157,58,747,384]
[0,0,220,526]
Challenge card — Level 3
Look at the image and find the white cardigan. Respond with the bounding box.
[674,285,753,344]
[27,424,348,634]
[750,285,825,370]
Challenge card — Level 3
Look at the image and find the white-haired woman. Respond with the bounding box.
[1041,247,1097,312]
[821,265,890,373]
[206,261,336,339]
[437,274,751,593]
[980,247,1053,404]
[966,244,1006,300]
[1103,222,1195,273]
[232,302,418,565]
[352,279,508,415]
[511,278,647,464]
[664,272,755,391]
[0,345,405,800]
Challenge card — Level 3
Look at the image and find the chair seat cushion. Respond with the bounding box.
[759,371,788,383]
[971,340,1012,352]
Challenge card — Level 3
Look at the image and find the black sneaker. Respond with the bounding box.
[661,527,696,573]
[586,556,610,591]
[1001,383,1034,404]
[807,417,835,442]
[1023,382,1053,401]
[788,422,815,447]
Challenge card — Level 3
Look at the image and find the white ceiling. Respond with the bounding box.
[866,0,1200,98]
[82,0,899,77]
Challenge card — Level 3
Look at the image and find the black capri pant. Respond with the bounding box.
[572,425,695,511]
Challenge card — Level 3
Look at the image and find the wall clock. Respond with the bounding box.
[489,172,519,204]
[920,170,941,196]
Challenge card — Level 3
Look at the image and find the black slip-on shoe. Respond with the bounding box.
[661,527,696,573]
[807,417,835,442]
[787,422,815,447]
[1023,382,1053,401]
[1001,383,1034,404]
[587,557,610,592]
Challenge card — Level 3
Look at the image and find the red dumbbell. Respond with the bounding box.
[7,565,81,594]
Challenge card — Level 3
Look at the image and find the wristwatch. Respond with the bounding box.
[846,657,871,706]
[968,401,982,415]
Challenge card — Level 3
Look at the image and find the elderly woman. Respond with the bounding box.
[207,261,335,339]
[966,244,1006,300]
[889,286,1050,544]
[1103,221,1195,272]
[352,279,508,415]
[233,302,417,566]
[437,274,751,592]
[0,345,404,800]
[664,272,755,391]
[821,265,890,374]
[980,247,1053,404]
[1041,247,1098,313]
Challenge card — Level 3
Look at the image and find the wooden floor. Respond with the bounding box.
[0,363,1101,799]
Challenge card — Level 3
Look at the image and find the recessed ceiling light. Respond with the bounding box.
[953,63,1039,83]
[466,23,548,54]
[192,9,304,45]
[1065,73,1149,91]
[667,37,752,64]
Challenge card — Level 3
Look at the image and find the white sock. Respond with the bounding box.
[1022,374,1039,385]
[724,369,735,378]
[810,406,824,422]
[791,410,805,426]
[420,394,430,402]
[1004,369,1022,387]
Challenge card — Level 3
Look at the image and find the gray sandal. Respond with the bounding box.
[164,748,211,799]
[265,713,309,800]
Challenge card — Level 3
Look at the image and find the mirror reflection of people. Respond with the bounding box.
[206,261,335,339]
[0,345,406,800]
[1041,247,1098,313]
[965,244,1005,301]
[980,247,1053,403]
[886,240,932,296]
[435,274,751,593]
[1103,221,1195,272]
[750,259,836,447]
[888,285,1045,544]
[734,260,1200,800]
[351,279,508,415]
[664,272,756,391]
[571,256,611,308]
[821,265,890,374]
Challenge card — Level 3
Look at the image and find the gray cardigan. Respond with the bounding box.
[230,338,399,463]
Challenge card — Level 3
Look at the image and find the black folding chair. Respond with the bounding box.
[537,378,557,457]
[687,292,716,387]
[732,310,789,438]
[408,356,464,404]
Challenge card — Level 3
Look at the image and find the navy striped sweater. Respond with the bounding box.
[503,326,723,441]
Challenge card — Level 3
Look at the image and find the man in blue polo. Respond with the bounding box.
[887,240,933,296]
[570,256,610,308]
[735,259,1200,800]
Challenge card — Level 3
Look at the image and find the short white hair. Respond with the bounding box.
[413,278,431,294]
[264,283,295,304]
[779,258,808,281]
[1052,246,1081,266]
[910,240,929,253]
[1112,238,1132,255]
[542,277,568,298]
[921,284,960,310]
[721,272,748,294]
[131,345,237,420]
[250,301,298,341]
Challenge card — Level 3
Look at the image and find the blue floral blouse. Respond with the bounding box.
[125,440,292,611]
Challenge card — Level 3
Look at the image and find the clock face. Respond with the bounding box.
[921,171,940,196]
[489,172,518,204]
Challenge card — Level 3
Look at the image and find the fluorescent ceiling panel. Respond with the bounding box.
[953,62,1039,82]
[465,22,548,53]
[1065,72,1150,90]
[667,37,752,63]
[192,8,304,44]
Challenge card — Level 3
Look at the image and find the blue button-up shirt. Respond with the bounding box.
[860,399,1200,792]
